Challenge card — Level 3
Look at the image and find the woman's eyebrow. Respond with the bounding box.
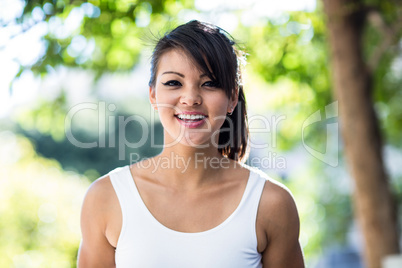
[161,72,209,78]
[161,71,185,77]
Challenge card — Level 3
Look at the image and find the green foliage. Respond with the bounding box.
[0,131,90,267]
[361,0,402,147]
[14,92,68,141]
[235,11,333,151]
[9,0,194,79]
[16,100,164,176]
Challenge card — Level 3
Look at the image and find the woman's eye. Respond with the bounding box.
[203,81,221,88]
[162,80,182,87]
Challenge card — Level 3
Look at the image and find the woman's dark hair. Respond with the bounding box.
[149,20,249,162]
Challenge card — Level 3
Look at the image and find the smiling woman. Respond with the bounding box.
[77,20,305,268]
[151,49,236,148]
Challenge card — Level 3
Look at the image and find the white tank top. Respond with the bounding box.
[109,165,267,268]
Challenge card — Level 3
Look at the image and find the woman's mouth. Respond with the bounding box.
[175,114,207,128]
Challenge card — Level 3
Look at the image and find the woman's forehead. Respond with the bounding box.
[157,49,212,77]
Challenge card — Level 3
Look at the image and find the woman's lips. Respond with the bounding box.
[175,115,207,128]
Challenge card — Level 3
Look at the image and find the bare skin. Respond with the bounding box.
[77,49,304,267]
[78,157,304,267]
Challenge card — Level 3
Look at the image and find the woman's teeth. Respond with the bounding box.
[177,114,206,120]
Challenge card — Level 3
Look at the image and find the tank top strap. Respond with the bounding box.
[235,167,267,240]
[243,167,267,213]
[109,165,135,209]
[108,165,139,250]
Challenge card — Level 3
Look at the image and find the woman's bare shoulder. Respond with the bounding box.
[79,174,120,266]
[263,179,297,210]
[257,174,300,235]
[252,171,304,266]
[85,175,114,201]
[85,165,131,198]
[81,174,119,222]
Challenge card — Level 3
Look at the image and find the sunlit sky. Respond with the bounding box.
[0,0,316,118]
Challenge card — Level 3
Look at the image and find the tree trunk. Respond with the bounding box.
[323,0,400,267]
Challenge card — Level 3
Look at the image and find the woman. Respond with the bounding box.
[78,20,304,267]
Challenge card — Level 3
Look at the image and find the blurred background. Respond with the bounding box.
[0,0,401,267]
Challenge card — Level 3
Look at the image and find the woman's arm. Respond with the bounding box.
[77,176,117,268]
[259,181,305,268]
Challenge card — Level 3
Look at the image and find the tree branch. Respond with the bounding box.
[367,8,402,72]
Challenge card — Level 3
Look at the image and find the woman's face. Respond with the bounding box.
[149,49,237,148]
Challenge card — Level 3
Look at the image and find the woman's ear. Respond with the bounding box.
[149,86,157,110]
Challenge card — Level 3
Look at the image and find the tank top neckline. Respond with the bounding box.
[124,165,254,237]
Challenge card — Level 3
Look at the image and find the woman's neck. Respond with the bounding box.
[153,144,233,190]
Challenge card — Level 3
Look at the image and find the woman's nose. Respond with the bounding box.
[180,86,202,106]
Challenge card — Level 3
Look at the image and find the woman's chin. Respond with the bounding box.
[164,131,219,150]
[177,138,212,149]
